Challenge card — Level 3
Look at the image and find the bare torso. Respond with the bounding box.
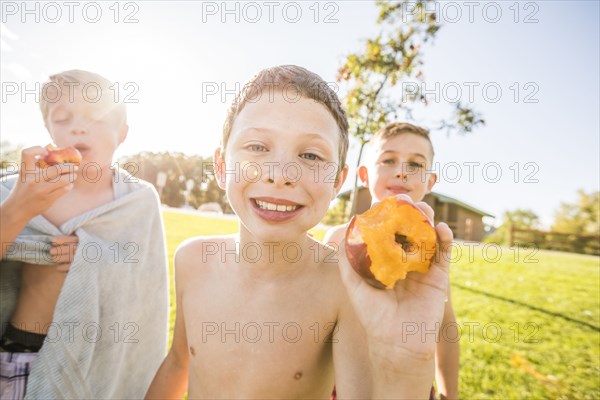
[10,186,114,334]
[180,236,345,399]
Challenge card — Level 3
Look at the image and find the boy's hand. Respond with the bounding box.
[337,194,453,396]
[7,146,78,221]
[50,235,79,272]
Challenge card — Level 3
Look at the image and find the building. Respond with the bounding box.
[338,187,494,242]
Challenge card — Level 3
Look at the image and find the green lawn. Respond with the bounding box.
[163,211,600,399]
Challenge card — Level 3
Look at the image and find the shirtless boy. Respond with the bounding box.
[146,65,453,399]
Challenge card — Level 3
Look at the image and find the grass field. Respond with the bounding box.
[163,210,600,399]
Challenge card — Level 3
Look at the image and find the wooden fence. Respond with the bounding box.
[510,226,600,256]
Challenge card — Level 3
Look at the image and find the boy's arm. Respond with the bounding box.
[145,247,191,399]
[332,284,372,399]
[1,147,77,259]
[337,196,454,399]
[435,288,459,400]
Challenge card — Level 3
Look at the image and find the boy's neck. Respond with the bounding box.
[234,229,314,276]
[74,164,115,194]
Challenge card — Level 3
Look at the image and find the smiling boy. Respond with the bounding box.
[146,66,453,399]
[324,122,459,399]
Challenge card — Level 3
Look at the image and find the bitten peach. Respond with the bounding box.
[345,197,437,289]
[38,145,82,168]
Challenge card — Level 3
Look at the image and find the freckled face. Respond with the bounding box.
[361,134,436,203]
[215,90,346,242]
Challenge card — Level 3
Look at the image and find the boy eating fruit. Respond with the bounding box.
[146,66,453,399]
[0,70,169,399]
[325,122,459,399]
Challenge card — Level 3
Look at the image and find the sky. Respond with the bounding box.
[1,1,598,228]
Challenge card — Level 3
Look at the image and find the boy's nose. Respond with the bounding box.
[71,125,88,135]
[395,170,407,179]
[261,161,297,187]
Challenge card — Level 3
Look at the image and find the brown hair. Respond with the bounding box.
[39,69,127,130]
[372,122,434,159]
[222,65,349,174]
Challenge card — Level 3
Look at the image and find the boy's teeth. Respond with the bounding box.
[256,200,298,212]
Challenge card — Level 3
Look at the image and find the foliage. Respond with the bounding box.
[119,152,231,212]
[337,0,485,215]
[0,141,23,169]
[322,199,349,226]
[485,209,542,246]
[552,190,600,235]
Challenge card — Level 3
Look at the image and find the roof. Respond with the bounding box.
[338,187,494,218]
[432,192,494,218]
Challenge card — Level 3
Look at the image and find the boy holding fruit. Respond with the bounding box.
[0,70,168,399]
[324,122,459,399]
[146,66,453,399]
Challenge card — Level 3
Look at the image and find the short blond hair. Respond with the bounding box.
[40,69,127,130]
[222,65,349,175]
[371,122,434,160]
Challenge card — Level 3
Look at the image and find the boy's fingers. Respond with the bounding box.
[394,193,414,203]
[46,183,74,201]
[49,244,76,260]
[20,146,47,172]
[44,164,78,180]
[436,222,453,245]
[415,202,434,223]
[434,222,454,271]
[51,235,79,246]
[47,173,77,194]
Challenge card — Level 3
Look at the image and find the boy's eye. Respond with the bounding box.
[300,153,322,161]
[247,144,267,152]
[407,161,425,169]
[381,159,395,165]
[52,114,70,123]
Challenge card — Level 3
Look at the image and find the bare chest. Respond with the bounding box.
[183,270,339,397]
[43,189,114,228]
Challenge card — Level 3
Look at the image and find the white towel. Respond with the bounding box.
[1,169,169,399]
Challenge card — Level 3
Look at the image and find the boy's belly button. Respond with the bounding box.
[294,371,303,380]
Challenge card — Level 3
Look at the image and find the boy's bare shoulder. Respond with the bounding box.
[175,234,235,264]
[309,237,347,292]
[323,223,348,247]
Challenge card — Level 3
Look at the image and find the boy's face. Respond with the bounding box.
[45,89,127,169]
[359,133,436,204]
[215,90,347,242]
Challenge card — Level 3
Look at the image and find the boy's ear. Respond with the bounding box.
[213,147,227,190]
[426,172,437,193]
[357,165,369,187]
[119,124,129,144]
[332,165,349,199]
[119,125,129,144]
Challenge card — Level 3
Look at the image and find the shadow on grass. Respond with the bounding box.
[453,283,600,332]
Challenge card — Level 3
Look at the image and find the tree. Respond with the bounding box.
[0,141,23,169]
[337,0,485,215]
[118,152,230,211]
[553,190,600,235]
[322,199,349,226]
[485,209,541,246]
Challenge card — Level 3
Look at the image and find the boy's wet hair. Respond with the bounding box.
[222,65,349,175]
[372,122,435,160]
[39,69,127,130]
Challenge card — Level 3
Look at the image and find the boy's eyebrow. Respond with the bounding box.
[240,127,335,145]
[379,150,427,160]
